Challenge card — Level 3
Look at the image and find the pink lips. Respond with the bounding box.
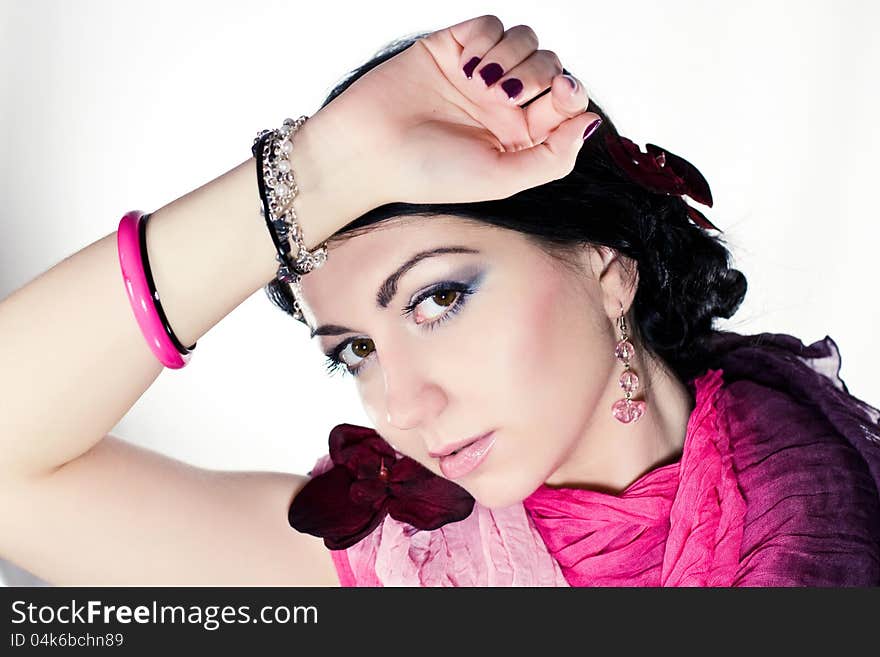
[438,431,497,479]
[429,431,494,458]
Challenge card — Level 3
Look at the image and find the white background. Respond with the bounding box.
[1,0,878,585]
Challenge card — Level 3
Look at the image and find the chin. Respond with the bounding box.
[465,475,539,511]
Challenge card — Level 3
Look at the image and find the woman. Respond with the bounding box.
[0,15,877,587]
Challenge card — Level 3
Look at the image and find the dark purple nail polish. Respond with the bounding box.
[501,78,523,100]
[563,74,577,90]
[478,62,504,86]
[582,118,602,140]
[463,56,481,79]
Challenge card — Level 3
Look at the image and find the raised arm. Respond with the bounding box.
[0,97,382,584]
[0,107,372,481]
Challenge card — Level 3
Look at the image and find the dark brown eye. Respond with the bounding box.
[432,290,458,306]
[351,338,374,358]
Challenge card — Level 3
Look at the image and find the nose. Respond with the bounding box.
[381,343,448,430]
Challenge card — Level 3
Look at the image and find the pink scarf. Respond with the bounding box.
[522,368,745,586]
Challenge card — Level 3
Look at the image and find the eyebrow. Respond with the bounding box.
[309,246,481,338]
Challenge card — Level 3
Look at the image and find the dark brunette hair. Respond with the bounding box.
[265,32,747,384]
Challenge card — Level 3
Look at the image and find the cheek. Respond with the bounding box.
[488,272,611,456]
[491,273,593,394]
[359,386,388,436]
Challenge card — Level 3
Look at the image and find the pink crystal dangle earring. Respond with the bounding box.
[612,304,647,424]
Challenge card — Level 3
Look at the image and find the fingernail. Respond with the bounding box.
[463,56,481,79]
[563,74,578,92]
[478,62,504,86]
[582,118,602,140]
[501,78,523,100]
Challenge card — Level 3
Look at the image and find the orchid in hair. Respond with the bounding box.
[603,134,721,232]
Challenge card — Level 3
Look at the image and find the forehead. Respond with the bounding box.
[296,215,515,324]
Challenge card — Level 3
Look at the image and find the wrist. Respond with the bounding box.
[285,103,385,249]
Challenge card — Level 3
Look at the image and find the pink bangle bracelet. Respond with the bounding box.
[117,210,196,369]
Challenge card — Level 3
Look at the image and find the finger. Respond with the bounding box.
[488,49,563,105]
[438,15,505,76]
[416,15,504,88]
[524,72,591,144]
[487,111,603,196]
[466,24,539,89]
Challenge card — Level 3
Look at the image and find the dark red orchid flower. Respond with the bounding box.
[603,133,721,232]
[288,423,476,550]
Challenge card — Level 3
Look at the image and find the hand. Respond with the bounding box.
[318,15,602,206]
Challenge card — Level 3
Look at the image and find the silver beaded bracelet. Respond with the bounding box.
[252,116,329,320]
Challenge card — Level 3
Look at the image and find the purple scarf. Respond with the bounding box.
[702,331,880,494]
[696,330,880,584]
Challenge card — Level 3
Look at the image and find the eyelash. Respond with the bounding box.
[323,281,476,378]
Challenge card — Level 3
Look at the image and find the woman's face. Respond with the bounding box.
[296,214,635,509]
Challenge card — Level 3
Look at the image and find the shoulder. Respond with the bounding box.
[713,377,880,585]
[716,378,874,484]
